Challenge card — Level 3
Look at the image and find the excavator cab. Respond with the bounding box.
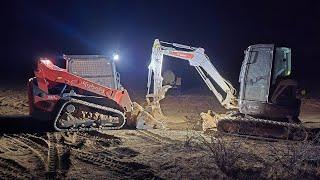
[238,44,300,120]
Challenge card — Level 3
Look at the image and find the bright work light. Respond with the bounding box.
[113,54,119,61]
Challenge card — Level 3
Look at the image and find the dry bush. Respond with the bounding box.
[186,131,320,179]
[190,133,243,177]
[266,140,320,179]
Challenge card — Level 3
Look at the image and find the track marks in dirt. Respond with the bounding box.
[61,131,122,150]
[63,131,158,179]
[5,134,47,172]
[25,134,49,148]
[0,133,72,179]
[0,131,159,179]
[136,130,180,144]
[46,132,59,178]
[84,131,122,144]
[0,157,34,179]
[73,149,158,179]
[112,147,140,158]
[45,132,72,179]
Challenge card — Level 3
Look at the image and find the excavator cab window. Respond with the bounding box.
[239,44,274,102]
[272,47,291,85]
[239,45,293,104]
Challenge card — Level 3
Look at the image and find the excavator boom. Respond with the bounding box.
[147,39,237,109]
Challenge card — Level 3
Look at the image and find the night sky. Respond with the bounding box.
[1,0,320,94]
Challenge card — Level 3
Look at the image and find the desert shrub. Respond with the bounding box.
[193,134,244,177]
[185,130,320,179]
[266,141,320,179]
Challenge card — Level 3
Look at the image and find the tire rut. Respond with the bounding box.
[4,134,47,171]
[73,149,158,179]
[136,130,180,144]
[46,132,59,179]
[0,157,34,179]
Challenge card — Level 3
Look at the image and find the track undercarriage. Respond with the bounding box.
[53,97,126,132]
[216,112,308,141]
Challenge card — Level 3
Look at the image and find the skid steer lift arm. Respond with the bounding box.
[33,59,132,112]
[147,39,237,109]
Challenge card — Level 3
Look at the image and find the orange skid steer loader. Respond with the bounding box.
[28,55,138,132]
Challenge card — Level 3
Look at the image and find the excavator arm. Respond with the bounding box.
[147,39,237,109]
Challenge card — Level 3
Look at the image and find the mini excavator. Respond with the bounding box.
[146,39,304,140]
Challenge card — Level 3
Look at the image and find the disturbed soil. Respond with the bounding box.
[0,88,320,179]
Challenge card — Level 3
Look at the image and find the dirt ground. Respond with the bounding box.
[0,87,320,179]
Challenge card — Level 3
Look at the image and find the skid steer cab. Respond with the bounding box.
[28,55,133,132]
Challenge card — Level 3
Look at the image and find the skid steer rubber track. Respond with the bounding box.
[217,113,308,141]
[54,96,126,132]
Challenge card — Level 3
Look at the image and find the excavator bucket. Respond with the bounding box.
[142,85,172,129]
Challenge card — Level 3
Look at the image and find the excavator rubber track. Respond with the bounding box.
[54,96,126,132]
[217,113,308,141]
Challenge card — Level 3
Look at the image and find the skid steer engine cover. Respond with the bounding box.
[238,44,300,119]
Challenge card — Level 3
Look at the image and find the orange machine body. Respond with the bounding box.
[28,59,132,115]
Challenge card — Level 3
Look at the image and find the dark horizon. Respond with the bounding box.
[1,0,320,95]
